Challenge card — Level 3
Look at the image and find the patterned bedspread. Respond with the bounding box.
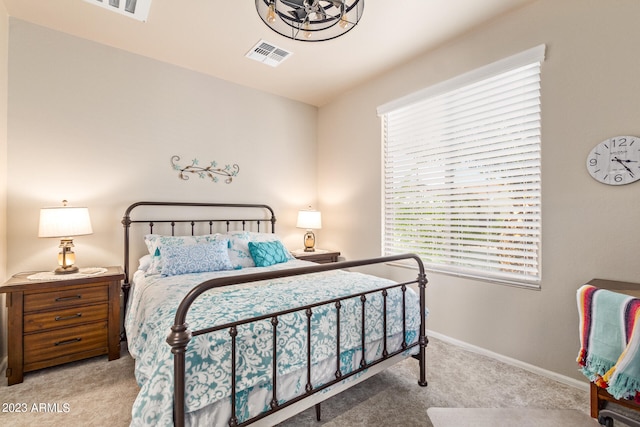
[125,260,422,426]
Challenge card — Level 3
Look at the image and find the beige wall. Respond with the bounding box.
[318,0,640,382]
[3,19,319,362]
[6,20,318,277]
[0,1,8,364]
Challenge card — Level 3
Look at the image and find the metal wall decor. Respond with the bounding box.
[256,0,364,42]
[171,155,239,183]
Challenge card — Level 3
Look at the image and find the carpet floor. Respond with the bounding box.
[0,337,624,426]
[427,408,599,426]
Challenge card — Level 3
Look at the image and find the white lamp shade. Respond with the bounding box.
[38,206,93,238]
[297,210,322,230]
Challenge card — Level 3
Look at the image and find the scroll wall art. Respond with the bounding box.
[171,155,239,184]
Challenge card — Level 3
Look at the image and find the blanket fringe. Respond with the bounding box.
[605,372,640,400]
[581,353,615,383]
[577,349,587,366]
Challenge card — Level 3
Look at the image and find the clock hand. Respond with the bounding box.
[613,157,635,176]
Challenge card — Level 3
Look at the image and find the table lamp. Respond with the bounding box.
[38,200,93,274]
[296,208,322,252]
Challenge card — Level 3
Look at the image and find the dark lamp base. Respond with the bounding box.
[55,266,79,275]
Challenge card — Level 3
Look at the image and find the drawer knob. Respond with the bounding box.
[54,338,82,346]
[55,295,82,302]
[55,313,82,321]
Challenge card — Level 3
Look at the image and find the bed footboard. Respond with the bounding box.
[166,254,428,427]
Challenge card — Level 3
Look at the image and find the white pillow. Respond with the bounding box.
[138,254,152,272]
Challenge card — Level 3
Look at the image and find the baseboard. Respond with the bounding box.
[427,329,590,392]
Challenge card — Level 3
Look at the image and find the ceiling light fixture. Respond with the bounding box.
[256,0,364,42]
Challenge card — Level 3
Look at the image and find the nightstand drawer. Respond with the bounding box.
[24,284,108,312]
[23,321,108,366]
[24,303,108,333]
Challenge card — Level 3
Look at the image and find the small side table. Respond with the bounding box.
[292,250,341,264]
[0,266,124,385]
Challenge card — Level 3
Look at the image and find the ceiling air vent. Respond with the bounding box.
[245,40,293,67]
[83,0,152,22]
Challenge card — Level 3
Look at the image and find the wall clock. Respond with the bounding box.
[586,136,640,185]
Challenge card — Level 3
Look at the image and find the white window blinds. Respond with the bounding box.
[378,45,545,287]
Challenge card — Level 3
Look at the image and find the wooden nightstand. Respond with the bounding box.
[0,266,124,385]
[292,250,341,264]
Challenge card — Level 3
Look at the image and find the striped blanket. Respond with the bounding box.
[577,284,640,402]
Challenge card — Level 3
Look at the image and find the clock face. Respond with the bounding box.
[586,136,640,185]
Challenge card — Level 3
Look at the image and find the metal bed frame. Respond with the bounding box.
[122,201,428,427]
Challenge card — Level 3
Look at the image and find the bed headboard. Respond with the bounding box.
[121,201,276,285]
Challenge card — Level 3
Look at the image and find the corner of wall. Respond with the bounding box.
[0,5,10,363]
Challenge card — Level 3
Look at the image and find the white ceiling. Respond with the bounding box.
[2,0,535,106]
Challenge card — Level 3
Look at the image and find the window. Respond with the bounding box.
[378,45,545,288]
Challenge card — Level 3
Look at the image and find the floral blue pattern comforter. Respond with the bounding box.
[126,260,422,426]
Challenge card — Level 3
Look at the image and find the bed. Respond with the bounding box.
[122,201,428,427]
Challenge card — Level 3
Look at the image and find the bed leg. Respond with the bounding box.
[418,271,428,387]
[418,336,428,387]
[120,282,131,342]
[315,403,321,421]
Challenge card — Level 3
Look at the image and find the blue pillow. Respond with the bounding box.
[248,240,290,267]
[160,240,234,276]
